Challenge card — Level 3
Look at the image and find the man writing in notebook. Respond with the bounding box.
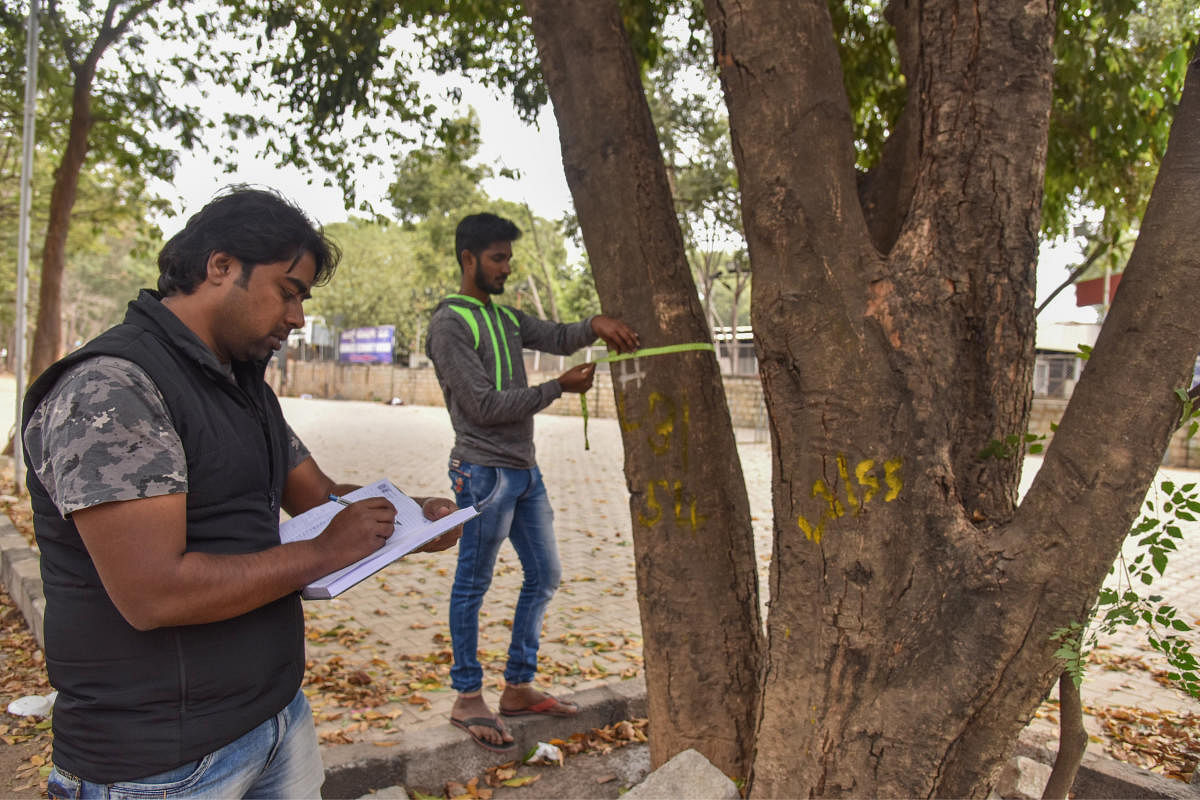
[23,186,461,798]
[425,212,638,751]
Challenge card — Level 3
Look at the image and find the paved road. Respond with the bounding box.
[275,395,1200,739]
[280,396,774,742]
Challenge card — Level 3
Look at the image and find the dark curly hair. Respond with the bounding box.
[157,185,340,295]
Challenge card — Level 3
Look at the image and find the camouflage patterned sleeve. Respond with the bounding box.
[285,423,311,472]
[24,356,187,518]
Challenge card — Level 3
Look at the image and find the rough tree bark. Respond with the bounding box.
[701,0,1200,795]
[518,0,1198,792]
[525,0,763,778]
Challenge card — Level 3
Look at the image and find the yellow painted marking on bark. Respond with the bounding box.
[638,481,664,527]
[797,512,825,543]
[616,391,640,434]
[884,458,903,501]
[647,392,675,456]
[855,459,879,505]
[637,479,707,532]
[795,454,904,543]
[838,455,859,512]
[813,479,846,519]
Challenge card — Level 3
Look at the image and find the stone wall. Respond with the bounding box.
[1028,396,1200,470]
[266,361,770,430]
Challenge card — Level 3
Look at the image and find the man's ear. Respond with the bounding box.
[460,249,476,274]
[206,252,238,285]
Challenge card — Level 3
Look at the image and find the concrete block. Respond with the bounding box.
[354,786,408,799]
[1015,726,1200,799]
[994,756,1052,800]
[623,748,739,800]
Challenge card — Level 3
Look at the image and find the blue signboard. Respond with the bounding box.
[338,325,395,364]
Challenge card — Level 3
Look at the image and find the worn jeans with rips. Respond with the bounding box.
[45,688,323,799]
[448,459,561,693]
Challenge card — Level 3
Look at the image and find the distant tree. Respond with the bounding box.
[0,0,189,376]
[386,119,588,322]
[60,210,159,346]
[0,0,448,379]
[644,38,748,346]
[308,218,423,357]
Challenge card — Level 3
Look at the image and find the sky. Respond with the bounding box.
[156,81,572,238]
[152,68,1096,327]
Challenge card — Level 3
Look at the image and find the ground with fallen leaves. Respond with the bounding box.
[0,584,54,798]
[1033,646,1199,784]
[1,452,1197,797]
[407,718,650,800]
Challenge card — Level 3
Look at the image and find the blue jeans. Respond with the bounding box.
[46,689,323,799]
[448,459,561,693]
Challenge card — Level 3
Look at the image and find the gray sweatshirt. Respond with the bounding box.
[425,294,596,469]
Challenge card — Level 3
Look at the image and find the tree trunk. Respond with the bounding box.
[28,0,147,379]
[703,0,1200,795]
[525,0,763,778]
[1042,672,1087,799]
[30,72,95,378]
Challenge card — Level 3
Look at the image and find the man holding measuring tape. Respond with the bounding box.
[425,212,638,751]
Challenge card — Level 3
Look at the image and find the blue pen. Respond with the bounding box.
[329,494,402,526]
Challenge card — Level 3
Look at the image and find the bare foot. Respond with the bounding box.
[450,693,514,750]
[499,683,579,717]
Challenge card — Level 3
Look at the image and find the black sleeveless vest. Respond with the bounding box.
[22,290,304,783]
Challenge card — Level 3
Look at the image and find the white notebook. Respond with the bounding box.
[279,478,476,599]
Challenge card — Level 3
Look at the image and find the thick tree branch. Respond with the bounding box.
[45,0,80,72]
[858,0,920,254]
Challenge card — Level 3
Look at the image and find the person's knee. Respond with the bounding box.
[536,562,562,598]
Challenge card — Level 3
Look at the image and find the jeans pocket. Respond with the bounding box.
[108,757,207,799]
[451,461,502,510]
[46,767,80,800]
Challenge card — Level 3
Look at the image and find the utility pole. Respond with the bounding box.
[14,0,41,496]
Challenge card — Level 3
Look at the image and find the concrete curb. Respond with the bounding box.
[1016,726,1200,799]
[320,679,648,799]
[0,512,43,649]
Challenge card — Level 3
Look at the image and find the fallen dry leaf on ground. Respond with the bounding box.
[1085,704,1199,782]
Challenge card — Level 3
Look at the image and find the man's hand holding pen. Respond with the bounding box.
[317,495,397,565]
[324,492,462,557]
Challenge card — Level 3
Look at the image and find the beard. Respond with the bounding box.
[474,271,506,295]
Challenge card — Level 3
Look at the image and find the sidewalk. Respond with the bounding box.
[2,388,1197,795]
[282,399,772,743]
[281,397,1200,793]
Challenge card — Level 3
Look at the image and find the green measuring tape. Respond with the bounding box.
[578,342,715,449]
